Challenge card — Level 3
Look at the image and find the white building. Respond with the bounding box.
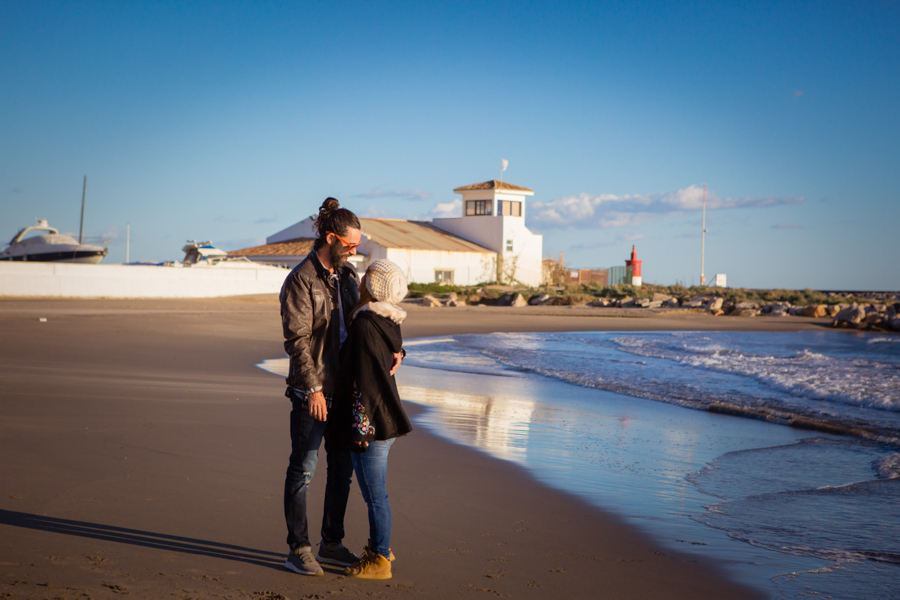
[263,217,496,286]
[432,180,543,287]
[237,179,543,287]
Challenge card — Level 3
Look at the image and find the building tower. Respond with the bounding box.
[624,245,642,287]
[431,180,543,286]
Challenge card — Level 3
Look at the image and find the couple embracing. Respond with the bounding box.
[279,198,411,580]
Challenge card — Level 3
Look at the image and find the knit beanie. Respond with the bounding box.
[365,259,408,305]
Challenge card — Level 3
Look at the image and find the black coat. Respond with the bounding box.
[333,305,413,447]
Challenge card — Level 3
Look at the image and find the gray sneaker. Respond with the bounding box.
[316,542,358,567]
[284,549,324,576]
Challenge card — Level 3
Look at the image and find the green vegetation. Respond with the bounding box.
[406,282,876,306]
[406,282,462,298]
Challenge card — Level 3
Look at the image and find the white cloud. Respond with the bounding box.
[355,188,433,201]
[530,185,803,229]
[361,205,395,218]
[430,199,462,219]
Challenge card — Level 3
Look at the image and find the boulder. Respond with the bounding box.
[763,302,789,314]
[892,317,900,332]
[646,300,663,309]
[825,304,841,317]
[833,305,866,326]
[803,304,828,318]
[662,298,680,307]
[420,295,442,307]
[685,297,706,308]
[529,294,551,306]
[734,301,760,310]
[442,292,458,301]
[496,293,515,306]
[511,293,528,308]
[731,308,760,317]
[789,306,807,316]
[588,298,610,307]
[864,312,883,325]
[652,293,673,302]
[706,297,724,312]
[616,296,633,308]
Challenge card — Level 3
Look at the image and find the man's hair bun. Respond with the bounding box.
[320,197,340,214]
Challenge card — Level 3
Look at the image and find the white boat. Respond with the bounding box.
[175,240,286,270]
[0,219,108,264]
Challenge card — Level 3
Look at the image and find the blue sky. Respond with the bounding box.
[2,0,898,289]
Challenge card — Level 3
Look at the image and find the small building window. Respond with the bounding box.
[435,269,454,284]
[500,201,522,216]
[506,239,513,252]
[465,200,492,216]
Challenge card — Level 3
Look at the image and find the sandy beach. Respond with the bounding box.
[0,295,838,599]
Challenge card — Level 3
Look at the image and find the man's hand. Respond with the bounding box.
[308,390,328,421]
[390,351,403,376]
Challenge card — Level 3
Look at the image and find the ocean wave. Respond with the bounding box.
[696,479,900,567]
[610,336,900,412]
[874,454,900,479]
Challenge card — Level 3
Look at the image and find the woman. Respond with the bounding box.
[335,259,412,580]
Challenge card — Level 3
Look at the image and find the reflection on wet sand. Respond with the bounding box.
[398,385,535,464]
[256,357,536,465]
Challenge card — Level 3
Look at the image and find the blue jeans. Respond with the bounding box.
[284,394,353,551]
[352,438,395,559]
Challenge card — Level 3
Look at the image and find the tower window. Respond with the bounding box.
[465,200,492,216]
[506,239,513,252]
[500,201,522,216]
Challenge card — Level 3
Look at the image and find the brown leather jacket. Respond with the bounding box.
[279,250,360,398]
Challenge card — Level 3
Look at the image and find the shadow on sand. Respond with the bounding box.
[0,509,284,570]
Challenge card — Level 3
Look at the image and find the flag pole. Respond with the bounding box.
[700,183,707,286]
[79,175,86,244]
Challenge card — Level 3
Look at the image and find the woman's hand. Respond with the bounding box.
[390,351,403,375]
[356,440,369,450]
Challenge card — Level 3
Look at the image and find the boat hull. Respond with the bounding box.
[0,249,108,264]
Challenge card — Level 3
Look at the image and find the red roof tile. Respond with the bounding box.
[228,237,314,257]
[453,180,533,193]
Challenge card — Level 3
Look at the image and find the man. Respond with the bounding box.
[279,198,362,576]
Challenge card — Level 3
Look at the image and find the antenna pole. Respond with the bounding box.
[79,176,87,244]
[126,222,130,263]
[700,183,707,286]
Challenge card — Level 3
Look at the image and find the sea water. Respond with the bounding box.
[394,331,900,600]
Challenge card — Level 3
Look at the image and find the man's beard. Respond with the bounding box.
[329,239,350,269]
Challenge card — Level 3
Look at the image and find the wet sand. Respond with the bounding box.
[0,295,822,599]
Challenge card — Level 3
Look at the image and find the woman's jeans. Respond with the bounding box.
[352,438,395,559]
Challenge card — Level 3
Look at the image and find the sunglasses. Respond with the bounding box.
[329,231,361,250]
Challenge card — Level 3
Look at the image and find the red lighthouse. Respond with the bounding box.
[625,245,642,286]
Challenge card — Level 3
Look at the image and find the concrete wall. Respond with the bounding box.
[431,215,542,286]
[0,262,290,298]
[385,248,496,286]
